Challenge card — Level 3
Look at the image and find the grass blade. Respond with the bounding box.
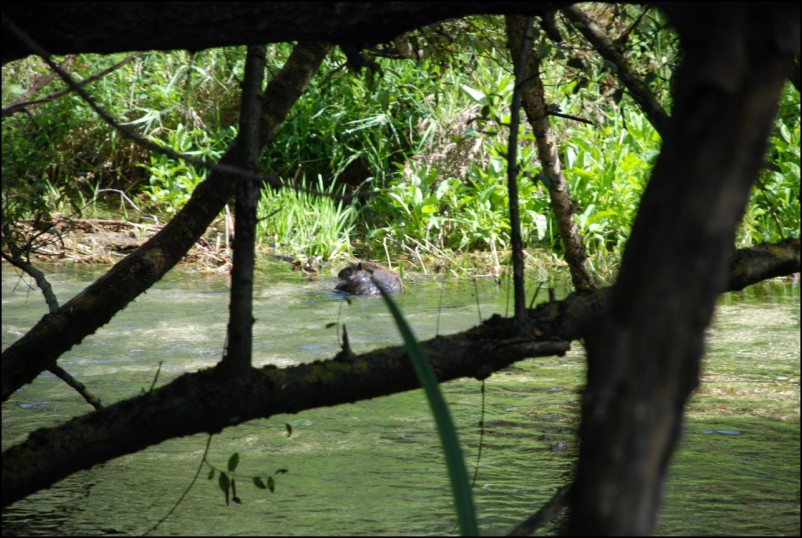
[376,279,478,536]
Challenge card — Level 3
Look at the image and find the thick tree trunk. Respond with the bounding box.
[568,5,799,535]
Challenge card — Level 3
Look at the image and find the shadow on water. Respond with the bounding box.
[1,263,799,536]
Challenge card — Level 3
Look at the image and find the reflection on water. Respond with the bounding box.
[2,263,799,536]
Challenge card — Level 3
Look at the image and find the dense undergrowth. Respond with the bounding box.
[2,11,799,281]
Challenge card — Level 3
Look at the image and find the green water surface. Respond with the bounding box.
[1,263,799,535]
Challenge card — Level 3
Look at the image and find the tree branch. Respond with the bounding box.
[504,14,536,331]
[562,4,671,136]
[1,2,571,64]
[1,333,570,508]
[220,45,265,372]
[2,52,143,118]
[506,15,596,292]
[1,253,103,410]
[727,238,800,291]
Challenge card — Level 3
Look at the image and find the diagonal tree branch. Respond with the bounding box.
[1,334,570,508]
[562,4,671,136]
[1,252,103,410]
[506,15,597,292]
[2,52,143,118]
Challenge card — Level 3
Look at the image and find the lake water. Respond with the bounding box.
[2,262,799,535]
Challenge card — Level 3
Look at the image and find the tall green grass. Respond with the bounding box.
[256,175,358,261]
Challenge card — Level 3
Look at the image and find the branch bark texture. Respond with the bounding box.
[2,2,568,64]
[221,45,265,372]
[506,15,596,291]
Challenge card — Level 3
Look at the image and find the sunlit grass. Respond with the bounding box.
[256,174,358,261]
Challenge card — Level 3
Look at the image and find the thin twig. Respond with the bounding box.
[508,483,572,535]
[144,434,214,535]
[2,253,103,409]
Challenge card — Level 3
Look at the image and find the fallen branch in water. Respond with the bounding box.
[3,239,798,507]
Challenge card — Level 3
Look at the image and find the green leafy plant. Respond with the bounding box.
[207,452,288,505]
[257,174,358,261]
[559,107,659,256]
[738,83,800,246]
[138,124,234,215]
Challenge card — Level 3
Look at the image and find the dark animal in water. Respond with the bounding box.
[335,261,402,295]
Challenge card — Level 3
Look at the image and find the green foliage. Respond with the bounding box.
[560,107,660,256]
[257,175,358,261]
[207,452,287,506]
[738,82,801,246]
[365,62,549,255]
[2,14,797,270]
[262,47,449,193]
[1,49,241,224]
[138,124,235,215]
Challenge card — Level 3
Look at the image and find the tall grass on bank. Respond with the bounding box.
[256,175,358,261]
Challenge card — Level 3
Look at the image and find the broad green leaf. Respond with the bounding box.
[461,84,486,104]
[228,452,240,472]
[219,472,230,492]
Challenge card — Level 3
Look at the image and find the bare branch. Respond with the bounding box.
[505,15,536,332]
[562,4,671,136]
[507,15,596,292]
[508,483,572,535]
[1,254,103,410]
[220,45,266,373]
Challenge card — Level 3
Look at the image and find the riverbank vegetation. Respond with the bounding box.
[1,4,799,535]
[4,11,798,282]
